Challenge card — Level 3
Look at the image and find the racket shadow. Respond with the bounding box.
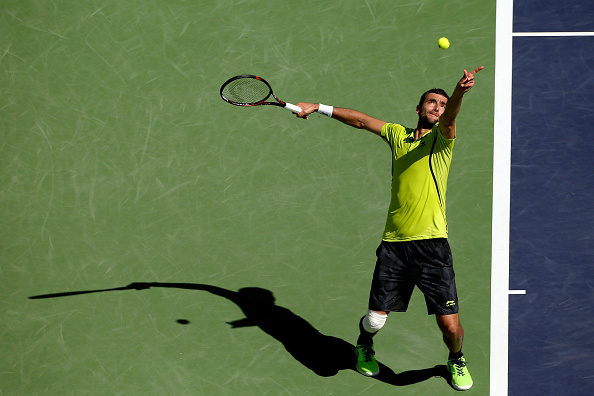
[374,363,449,387]
[29,282,449,386]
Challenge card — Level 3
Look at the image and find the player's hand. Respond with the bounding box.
[457,66,484,93]
[295,102,318,119]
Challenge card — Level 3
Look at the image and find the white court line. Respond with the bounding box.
[491,4,593,395]
[513,32,594,36]
[491,0,514,395]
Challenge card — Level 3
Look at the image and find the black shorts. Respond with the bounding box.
[368,238,459,315]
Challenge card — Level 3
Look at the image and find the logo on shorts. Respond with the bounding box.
[446,300,456,307]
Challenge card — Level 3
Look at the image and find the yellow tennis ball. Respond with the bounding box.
[438,37,450,50]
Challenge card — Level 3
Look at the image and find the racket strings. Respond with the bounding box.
[222,78,271,104]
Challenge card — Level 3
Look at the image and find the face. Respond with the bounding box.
[416,93,448,126]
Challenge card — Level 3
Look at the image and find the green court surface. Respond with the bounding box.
[1,1,495,394]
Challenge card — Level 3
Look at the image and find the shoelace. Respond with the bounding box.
[358,346,375,362]
[450,359,468,376]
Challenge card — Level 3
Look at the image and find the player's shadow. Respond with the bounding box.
[29,282,448,385]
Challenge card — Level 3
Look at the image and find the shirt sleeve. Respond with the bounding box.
[434,124,456,154]
[381,123,401,147]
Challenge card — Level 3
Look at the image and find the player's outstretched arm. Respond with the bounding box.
[439,66,484,139]
[295,103,386,136]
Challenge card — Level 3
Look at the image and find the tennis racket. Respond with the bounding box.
[220,74,302,114]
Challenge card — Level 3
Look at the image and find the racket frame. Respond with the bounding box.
[220,74,302,113]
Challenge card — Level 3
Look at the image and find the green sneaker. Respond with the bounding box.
[447,356,473,390]
[355,344,380,376]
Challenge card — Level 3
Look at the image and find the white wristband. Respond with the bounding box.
[317,103,333,117]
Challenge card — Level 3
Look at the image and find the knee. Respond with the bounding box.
[361,310,388,333]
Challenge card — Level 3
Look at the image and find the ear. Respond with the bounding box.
[416,105,420,114]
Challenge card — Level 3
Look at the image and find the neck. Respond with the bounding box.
[414,114,439,139]
[414,123,434,140]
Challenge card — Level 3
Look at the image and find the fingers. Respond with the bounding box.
[458,66,484,91]
[295,102,316,119]
[461,66,484,81]
[463,69,471,82]
[470,66,484,75]
[459,70,473,85]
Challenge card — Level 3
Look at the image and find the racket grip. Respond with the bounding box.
[284,103,302,114]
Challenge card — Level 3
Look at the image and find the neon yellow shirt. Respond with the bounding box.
[380,123,455,241]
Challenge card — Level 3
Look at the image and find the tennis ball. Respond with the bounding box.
[438,37,450,50]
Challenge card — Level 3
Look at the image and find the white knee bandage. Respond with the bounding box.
[362,310,387,333]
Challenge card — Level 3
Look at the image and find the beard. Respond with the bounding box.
[418,114,438,129]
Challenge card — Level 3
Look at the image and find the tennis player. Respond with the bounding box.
[295,66,483,391]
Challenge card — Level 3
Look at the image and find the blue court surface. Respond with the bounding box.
[510,35,594,395]
[493,0,594,394]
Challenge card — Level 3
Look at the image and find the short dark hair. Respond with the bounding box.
[418,88,449,108]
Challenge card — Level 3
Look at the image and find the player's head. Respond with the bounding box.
[418,88,449,108]
[416,88,449,127]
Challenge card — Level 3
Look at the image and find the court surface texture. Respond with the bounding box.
[1,1,592,395]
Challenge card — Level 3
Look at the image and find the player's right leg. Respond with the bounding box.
[355,241,413,377]
[355,310,387,376]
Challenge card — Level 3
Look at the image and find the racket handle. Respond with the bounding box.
[284,103,302,114]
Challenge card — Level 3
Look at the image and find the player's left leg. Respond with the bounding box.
[436,313,464,353]
[436,314,473,391]
[413,238,473,390]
